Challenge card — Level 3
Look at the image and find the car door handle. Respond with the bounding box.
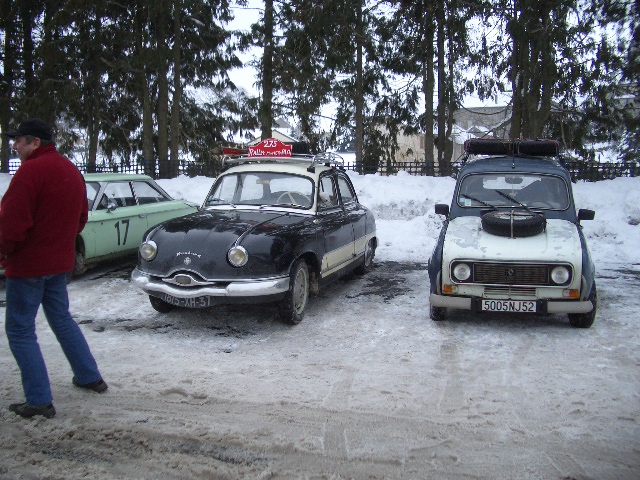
[139,214,147,218]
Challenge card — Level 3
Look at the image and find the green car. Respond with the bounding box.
[1,172,198,279]
[63,173,199,278]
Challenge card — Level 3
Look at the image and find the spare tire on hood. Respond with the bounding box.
[481,210,546,238]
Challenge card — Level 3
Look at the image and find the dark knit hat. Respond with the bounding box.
[4,119,53,141]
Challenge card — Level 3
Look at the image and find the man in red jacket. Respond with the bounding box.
[1,119,107,419]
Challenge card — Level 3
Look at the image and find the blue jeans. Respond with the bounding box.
[5,273,102,405]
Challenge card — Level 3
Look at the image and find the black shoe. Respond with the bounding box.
[9,402,56,419]
[72,377,108,393]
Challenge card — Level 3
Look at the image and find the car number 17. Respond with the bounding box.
[114,219,130,245]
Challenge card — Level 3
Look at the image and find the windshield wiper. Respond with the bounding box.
[460,193,497,210]
[207,198,235,208]
[260,203,300,209]
[494,190,534,214]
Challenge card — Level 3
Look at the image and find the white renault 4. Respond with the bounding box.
[428,139,597,328]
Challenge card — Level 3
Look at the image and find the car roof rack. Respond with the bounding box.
[461,138,561,166]
[222,152,345,170]
[221,139,345,171]
[310,152,344,167]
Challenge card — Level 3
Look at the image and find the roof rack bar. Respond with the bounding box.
[222,155,313,168]
[221,152,345,169]
[312,152,344,167]
[464,138,560,157]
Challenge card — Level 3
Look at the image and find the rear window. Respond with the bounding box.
[132,181,170,204]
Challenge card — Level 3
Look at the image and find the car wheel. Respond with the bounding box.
[430,305,446,321]
[278,259,309,325]
[355,238,376,275]
[481,210,546,237]
[149,295,176,313]
[66,251,87,284]
[568,282,597,328]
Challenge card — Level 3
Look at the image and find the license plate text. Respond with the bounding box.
[162,294,212,308]
[481,299,537,313]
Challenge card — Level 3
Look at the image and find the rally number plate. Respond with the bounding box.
[481,299,537,313]
[162,294,213,308]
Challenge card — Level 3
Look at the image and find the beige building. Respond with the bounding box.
[393,106,512,165]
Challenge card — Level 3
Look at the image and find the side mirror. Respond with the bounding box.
[107,201,118,212]
[435,204,449,217]
[578,209,595,221]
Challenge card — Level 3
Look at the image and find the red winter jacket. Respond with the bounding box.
[0,144,88,278]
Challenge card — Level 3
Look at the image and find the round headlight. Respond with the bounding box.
[227,246,248,267]
[140,241,157,261]
[453,263,472,281]
[551,266,570,285]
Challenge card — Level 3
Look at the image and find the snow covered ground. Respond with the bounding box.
[0,172,638,479]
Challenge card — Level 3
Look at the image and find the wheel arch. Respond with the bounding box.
[73,234,88,275]
[75,233,86,255]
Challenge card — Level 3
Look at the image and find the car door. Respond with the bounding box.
[131,180,194,229]
[336,173,368,258]
[86,181,149,260]
[317,173,355,278]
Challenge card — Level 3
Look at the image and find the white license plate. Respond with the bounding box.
[162,294,213,308]
[481,299,537,313]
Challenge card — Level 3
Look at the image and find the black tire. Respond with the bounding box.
[278,259,310,325]
[481,210,546,237]
[354,238,376,275]
[429,270,446,320]
[430,305,446,321]
[568,283,597,328]
[149,295,176,313]
[66,251,86,284]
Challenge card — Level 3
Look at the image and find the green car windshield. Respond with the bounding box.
[205,172,314,209]
[457,173,570,210]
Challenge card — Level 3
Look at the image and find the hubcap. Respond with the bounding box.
[293,267,309,314]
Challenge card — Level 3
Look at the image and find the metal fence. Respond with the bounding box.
[345,160,639,182]
[9,157,639,182]
[8,157,219,178]
[345,161,461,178]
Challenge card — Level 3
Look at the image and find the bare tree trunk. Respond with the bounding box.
[87,115,99,171]
[20,1,35,113]
[445,7,456,164]
[135,4,155,176]
[509,0,524,139]
[260,0,274,140]
[355,0,365,171]
[170,0,182,178]
[423,18,435,165]
[86,8,102,171]
[0,0,16,172]
[156,1,170,178]
[142,83,154,176]
[436,0,447,175]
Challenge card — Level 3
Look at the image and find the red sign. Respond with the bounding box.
[248,138,292,157]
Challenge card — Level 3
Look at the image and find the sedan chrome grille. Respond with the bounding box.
[473,263,549,285]
[163,271,213,287]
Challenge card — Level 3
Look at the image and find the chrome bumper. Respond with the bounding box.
[429,294,594,314]
[131,268,290,298]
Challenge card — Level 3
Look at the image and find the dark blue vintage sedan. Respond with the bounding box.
[131,140,377,324]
